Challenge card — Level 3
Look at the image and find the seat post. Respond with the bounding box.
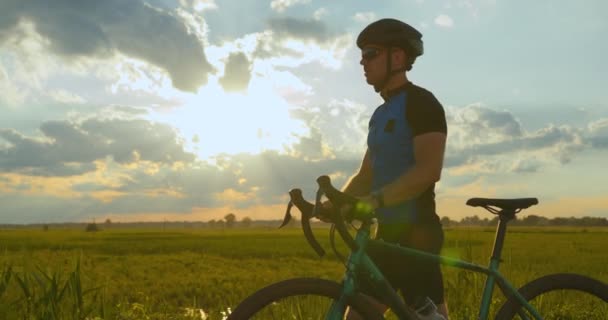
[491,209,515,263]
[479,209,517,319]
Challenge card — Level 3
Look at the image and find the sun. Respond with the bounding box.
[149,74,309,160]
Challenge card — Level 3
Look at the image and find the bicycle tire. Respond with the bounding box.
[495,273,608,320]
[227,277,384,320]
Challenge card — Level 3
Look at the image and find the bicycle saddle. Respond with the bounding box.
[466,198,538,211]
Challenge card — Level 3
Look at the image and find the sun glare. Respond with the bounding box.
[149,75,308,160]
[141,32,348,161]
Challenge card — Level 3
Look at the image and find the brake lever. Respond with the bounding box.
[315,175,359,251]
[281,189,326,257]
[279,201,293,228]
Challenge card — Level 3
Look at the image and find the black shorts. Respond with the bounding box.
[358,221,445,306]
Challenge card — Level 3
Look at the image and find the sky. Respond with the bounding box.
[1,0,607,224]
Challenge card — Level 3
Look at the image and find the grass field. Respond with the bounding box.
[0,226,606,319]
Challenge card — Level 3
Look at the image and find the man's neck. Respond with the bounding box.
[380,74,409,99]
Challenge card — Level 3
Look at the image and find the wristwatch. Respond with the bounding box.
[371,190,385,209]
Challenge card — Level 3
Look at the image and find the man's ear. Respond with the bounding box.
[392,48,408,67]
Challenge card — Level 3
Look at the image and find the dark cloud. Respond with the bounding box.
[590,137,608,148]
[20,163,98,177]
[0,0,214,92]
[0,118,195,175]
[444,105,591,171]
[219,52,252,92]
[2,100,606,223]
[111,162,238,206]
[447,105,523,146]
[215,150,359,206]
[251,16,349,60]
[588,119,608,149]
[253,37,303,59]
[0,147,361,222]
[462,125,583,157]
[289,127,326,160]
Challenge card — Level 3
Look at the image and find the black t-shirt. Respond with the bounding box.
[383,82,447,136]
[377,82,447,225]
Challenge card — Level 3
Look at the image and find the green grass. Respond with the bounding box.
[0,226,606,319]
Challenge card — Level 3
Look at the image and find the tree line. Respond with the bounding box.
[2,213,607,230]
[440,214,608,227]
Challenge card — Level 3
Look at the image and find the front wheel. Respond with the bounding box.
[227,277,384,320]
[495,273,608,320]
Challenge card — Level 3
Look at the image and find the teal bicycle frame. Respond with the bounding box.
[325,215,543,320]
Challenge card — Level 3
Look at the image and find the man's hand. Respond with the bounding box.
[316,200,335,223]
[346,195,377,221]
[316,195,377,223]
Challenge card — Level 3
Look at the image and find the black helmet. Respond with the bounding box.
[357,18,423,58]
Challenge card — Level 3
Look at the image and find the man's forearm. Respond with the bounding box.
[379,165,438,207]
[342,173,372,197]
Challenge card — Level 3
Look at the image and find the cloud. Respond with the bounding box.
[511,158,542,173]
[290,98,369,156]
[313,8,329,21]
[352,12,377,24]
[48,89,86,104]
[434,14,454,28]
[0,0,214,92]
[445,104,590,172]
[247,18,351,73]
[2,106,606,223]
[219,52,252,92]
[288,127,332,161]
[0,144,361,222]
[270,0,311,13]
[267,17,334,43]
[0,116,195,176]
[447,104,523,147]
[179,0,218,12]
[0,63,27,106]
[214,150,359,205]
[588,118,608,148]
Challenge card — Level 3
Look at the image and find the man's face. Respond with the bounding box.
[360,45,388,86]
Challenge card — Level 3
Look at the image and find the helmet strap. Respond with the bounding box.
[374,46,408,93]
[373,46,393,92]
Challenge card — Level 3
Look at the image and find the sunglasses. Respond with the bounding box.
[361,47,384,61]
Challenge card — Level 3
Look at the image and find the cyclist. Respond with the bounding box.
[339,18,449,319]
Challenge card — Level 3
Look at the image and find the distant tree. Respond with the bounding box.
[460,215,481,226]
[551,217,570,226]
[521,214,548,226]
[42,224,49,231]
[440,216,454,227]
[216,220,225,228]
[224,213,236,228]
[85,222,99,232]
[241,216,253,228]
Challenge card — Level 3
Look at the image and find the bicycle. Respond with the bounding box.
[228,175,608,319]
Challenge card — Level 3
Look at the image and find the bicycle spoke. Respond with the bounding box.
[510,289,607,320]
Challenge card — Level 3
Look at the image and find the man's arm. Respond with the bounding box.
[369,132,446,207]
[342,149,373,197]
